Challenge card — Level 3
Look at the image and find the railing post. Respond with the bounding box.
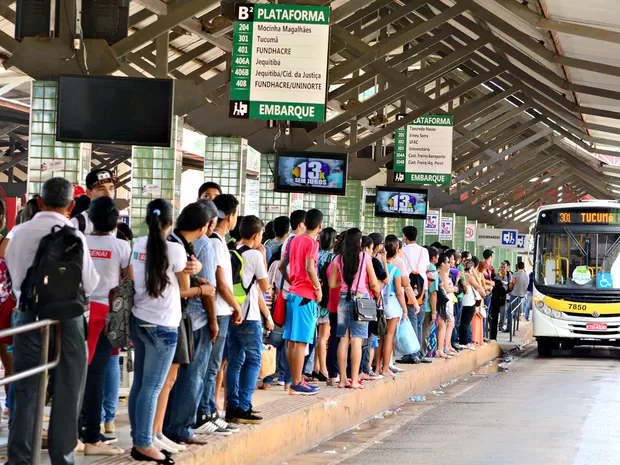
[32,325,51,465]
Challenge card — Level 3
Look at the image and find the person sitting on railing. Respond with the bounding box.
[5,177,100,465]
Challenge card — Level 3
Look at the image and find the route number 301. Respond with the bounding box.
[568,303,587,311]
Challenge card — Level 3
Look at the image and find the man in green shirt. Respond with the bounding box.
[424,248,440,355]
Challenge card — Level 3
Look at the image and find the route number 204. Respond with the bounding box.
[568,303,587,311]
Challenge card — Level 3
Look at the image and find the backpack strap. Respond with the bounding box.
[76,213,86,233]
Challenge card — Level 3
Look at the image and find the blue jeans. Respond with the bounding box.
[452,298,462,346]
[483,295,492,338]
[226,320,262,412]
[164,325,212,442]
[101,355,120,424]
[263,330,291,385]
[198,315,230,416]
[408,299,425,357]
[128,316,177,448]
[524,292,532,321]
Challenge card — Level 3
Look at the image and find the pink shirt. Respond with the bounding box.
[333,252,372,295]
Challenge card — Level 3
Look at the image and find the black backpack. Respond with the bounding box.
[21,225,86,320]
[317,252,334,308]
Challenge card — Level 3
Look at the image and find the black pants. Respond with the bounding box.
[459,306,476,345]
[327,312,339,378]
[9,312,87,465]
[488,301,501,341]
[80,331,113,444]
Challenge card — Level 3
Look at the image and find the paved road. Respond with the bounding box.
[287,346,620,465]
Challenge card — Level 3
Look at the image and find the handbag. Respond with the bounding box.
[370,309,387,336]
[258,345,277,379]
[352,256,377,322]
[106,276,134,348]
[272,238,293,327]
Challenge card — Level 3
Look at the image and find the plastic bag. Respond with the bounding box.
[259,345,276,379]
[394,317,421,357]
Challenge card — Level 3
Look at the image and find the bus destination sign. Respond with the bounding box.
[549,210,620,225]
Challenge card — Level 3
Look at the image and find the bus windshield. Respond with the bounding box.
[535,230,620,290]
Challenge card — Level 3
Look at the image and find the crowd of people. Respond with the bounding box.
[0,169,532,465]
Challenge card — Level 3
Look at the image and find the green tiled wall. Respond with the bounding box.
[28,81,91,198]
[308,193,337,228]
[363,188,386,236]
[335,180,365,232]
[258,153,290,221]
[454,216,466,251]
[204,137,243,198]
[130,116,183,237]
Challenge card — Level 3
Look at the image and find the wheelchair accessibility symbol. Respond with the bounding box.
[597,272,613,289]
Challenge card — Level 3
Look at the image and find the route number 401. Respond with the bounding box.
[568,303,587,311]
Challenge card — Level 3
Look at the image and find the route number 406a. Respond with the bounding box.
[568,303,588,311]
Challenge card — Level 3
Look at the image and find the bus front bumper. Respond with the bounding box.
[534,309,620,340]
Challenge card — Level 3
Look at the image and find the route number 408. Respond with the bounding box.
[568,303,587,311]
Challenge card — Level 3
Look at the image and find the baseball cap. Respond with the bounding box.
[86,169,116,190]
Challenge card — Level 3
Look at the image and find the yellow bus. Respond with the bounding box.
[533,201,620,356]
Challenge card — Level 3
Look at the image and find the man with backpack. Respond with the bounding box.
[71,169,116,234]
[226,216,271,424]
[265,216,290,267]
[402,226,432,364]
[195,194,242,433]
[6,177,100,465]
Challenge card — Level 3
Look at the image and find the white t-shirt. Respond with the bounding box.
[71,211,94,235]
[238,247,268,321]
[131,236,187,327]
[403,243,430,289]
[211,232,234,317]
[86,235,131,305]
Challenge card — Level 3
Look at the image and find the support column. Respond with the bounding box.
[27,81,91,198]
[130,116,183,237]
[203,137,258,216]
[335,180,365,232]
[258,153,290,221]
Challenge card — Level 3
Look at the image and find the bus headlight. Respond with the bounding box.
[536,302,563,319]
[535,301,545,310]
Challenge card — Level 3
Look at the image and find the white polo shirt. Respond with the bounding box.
[211,232,234,317]
[6,211,100,305]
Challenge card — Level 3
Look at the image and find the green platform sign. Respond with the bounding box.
[229,4,330,122]
[393,115,454,185]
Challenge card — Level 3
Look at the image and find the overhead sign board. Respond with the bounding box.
[229,4,330,122]
[439,217,453,241]
[393,114,453,185]
[476,228,518,247]
[465,223,476,242]
[425,210,439,235]
[511,234,531,251]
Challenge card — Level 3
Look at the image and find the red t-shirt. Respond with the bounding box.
[286,234,319,300]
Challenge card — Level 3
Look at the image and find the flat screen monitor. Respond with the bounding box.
[56,75,174,147]
[375,186,429,219]
[275,152,347,196]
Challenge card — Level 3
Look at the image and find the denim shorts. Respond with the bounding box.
[337,293,369,338]
[283,293,317,344]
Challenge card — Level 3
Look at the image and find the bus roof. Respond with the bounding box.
[537,200,620,213]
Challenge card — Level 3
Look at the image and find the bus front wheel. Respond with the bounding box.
[537,337,559,357]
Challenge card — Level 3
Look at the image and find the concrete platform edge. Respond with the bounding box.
[162,342,502,465]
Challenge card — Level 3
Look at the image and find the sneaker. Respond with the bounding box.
[153,436,179,454]
[159,434,187,452]
[235,409,263,424]
[419,357,433,364]
[193,413,210,430]
[195,419,231,436]
[212,413,240,433]
[276,376,285,386]
[290,382,319,396]
[100,434,118,445]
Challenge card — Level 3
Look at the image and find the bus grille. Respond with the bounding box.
[547,294,620,304]
[564,311,620,318]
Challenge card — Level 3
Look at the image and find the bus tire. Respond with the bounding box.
[537,337,555,357]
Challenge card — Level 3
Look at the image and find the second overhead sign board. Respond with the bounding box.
[393,114,453,185]
[229,4,330,122]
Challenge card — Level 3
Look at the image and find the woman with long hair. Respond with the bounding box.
[313,227,336,382]
[329,228,380,389]
[375,241,407,377]
[472,259,489,346]
[152,202,215,454]
[436,253,457,359]
[128,200,191,464]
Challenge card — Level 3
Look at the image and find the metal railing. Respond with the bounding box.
[509,297,525,342]
[0,318,61,465]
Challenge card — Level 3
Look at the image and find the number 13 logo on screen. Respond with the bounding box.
[388,194,414,212]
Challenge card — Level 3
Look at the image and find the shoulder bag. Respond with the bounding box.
[353,255,378,322]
